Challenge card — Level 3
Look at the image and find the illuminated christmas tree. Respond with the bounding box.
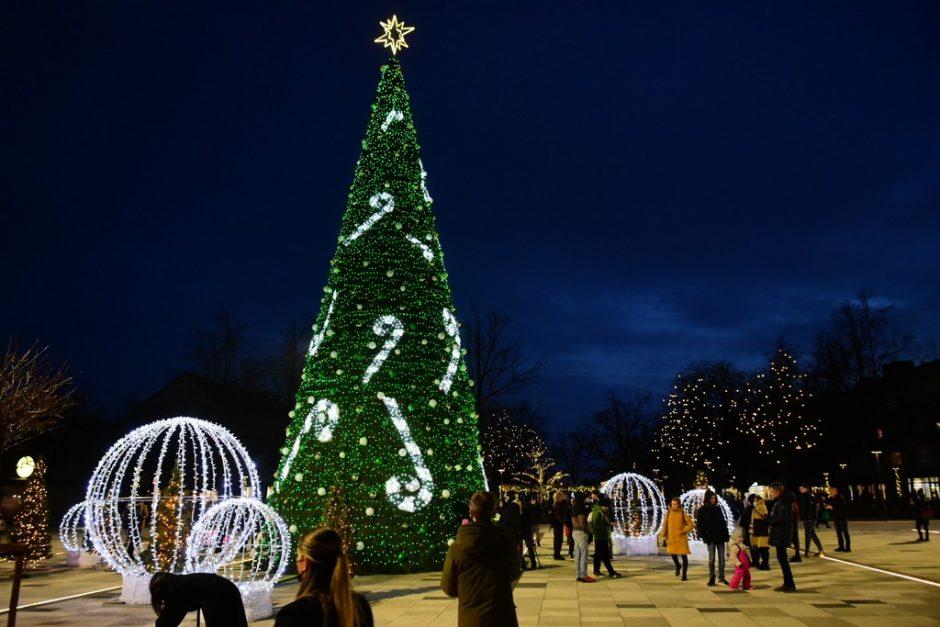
[743,344,819,457]
[153,464,190,572]
[270,19,486,572]
[13,458,52,565]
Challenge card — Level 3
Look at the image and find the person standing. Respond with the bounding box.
[798,484,825,556]
[551,491,566,560]
[767,482,797,592]
[590,497,622,578]
[570,493,594,582]
[498,492,524,570]
[441,491,520,627]
[738,495,754,562]
[749,496,771,570]
[913,488,932,542]
[521,494,540,569]
[661,497,694,581]
[695,490,730,586]
[825,486,851,552]
[275,527,373,627]
[726,532,752,591]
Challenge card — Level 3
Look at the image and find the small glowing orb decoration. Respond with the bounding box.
[84,417,260,579]
[186,497,291,620]
[679,488,736,542]
[601,473,666,556]
[60,501,92,553]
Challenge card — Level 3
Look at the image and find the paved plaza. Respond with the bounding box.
[2,521,937,626]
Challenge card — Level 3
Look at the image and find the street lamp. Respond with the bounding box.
[871,450,887,520]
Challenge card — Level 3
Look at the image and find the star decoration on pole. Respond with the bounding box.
[374,15,415,56]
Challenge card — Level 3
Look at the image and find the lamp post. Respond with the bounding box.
[871,450,887,520]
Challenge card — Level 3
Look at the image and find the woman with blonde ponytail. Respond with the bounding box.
[275,527,373,627]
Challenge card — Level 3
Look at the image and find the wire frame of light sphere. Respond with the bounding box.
[84,416,261,576]
[601,473,667,538]
[186,497,291,589]
[679,488,736,542]
[59,501,92,552]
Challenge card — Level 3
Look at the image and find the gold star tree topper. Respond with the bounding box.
[374,15,415,55]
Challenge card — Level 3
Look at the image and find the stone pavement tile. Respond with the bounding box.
[621,619,670,627]
[795,618,856,627]
[780,603,839,617]
[840,618,940,627]
[749,618,812,626]
[702,615,760,626]
[658,607,714,626]
[536,617,583,626]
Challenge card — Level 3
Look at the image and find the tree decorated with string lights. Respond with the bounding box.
[13,458,52,566]
[269,17,486,573]
[742,344,819,466]
[657,362,746,488]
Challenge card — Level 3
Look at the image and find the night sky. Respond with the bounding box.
[3,2,939,430]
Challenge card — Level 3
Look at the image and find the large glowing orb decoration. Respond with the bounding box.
[186,497,292,620]
[679,487,736,560]
[83,417,260,603]
[601,473,667,555]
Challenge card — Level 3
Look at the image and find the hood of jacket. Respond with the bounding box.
[452,521,513,556]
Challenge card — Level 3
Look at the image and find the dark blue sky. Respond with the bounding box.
[3,2,939,427]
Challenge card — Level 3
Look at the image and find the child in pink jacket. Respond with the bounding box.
[727,532,752,590]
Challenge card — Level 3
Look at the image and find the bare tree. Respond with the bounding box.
[188,308,249,384]
[810,289,914,392]
[513,446,568,502]
[266,317,313,406]
[464,310,547,424]
[0,340,77,466]
[581,392,657,479]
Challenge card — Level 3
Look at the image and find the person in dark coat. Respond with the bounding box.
[798,484,825,556]
[275,527,373,627]
[767,482,797,592]
[695,489,730,586]
[824,486,851,552]
[149,572,248,627]
[551,490,566,560]
[442,491,521,627]
[521,494,540,569]
[499,492,524,570]
[913,489,931,542]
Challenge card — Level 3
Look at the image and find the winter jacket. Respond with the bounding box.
[660,508,694,555]
[552,500,567,527]
[521,501,540,534]
[797,491,816,521]
[499,501,523,542]
[696,504,730,544]
[441,521,520,627]
[152,573,248,627]
[826,493,848,521]
[749,499,769,548]
[589,504,613,542]
[767,491,796,547]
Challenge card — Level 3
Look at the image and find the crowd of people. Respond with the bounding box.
[146,484,933,626]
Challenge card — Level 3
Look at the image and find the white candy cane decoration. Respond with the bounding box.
[439,308,461,393]
[419,159,433,204]
[280,399,340,480]
[345,192,394,245]
[380,109,404,131]
[406,235,434,262]
[363,315,405,384]
[381,396,434,512]
[308,290,338,357]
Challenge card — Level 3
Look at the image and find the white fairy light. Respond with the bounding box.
[602,472,667,540]
[419,159,432,203]
[439,308,461,393]
[344,192,394,245]
[380,109,404,131]
[679,487,736,542]
[363,316,405,384]
[380,396,434,512]
[83,417,260,595]
[308,290,338,357]
[60,501,91,553]
[405,235,434,262]
[279,399,341,480]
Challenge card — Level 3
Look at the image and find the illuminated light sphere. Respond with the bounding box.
[60,501,100,568]
[186,498,291,620]
[601,473,666,555]
[84,416,260,604]
[679,487,736,543]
